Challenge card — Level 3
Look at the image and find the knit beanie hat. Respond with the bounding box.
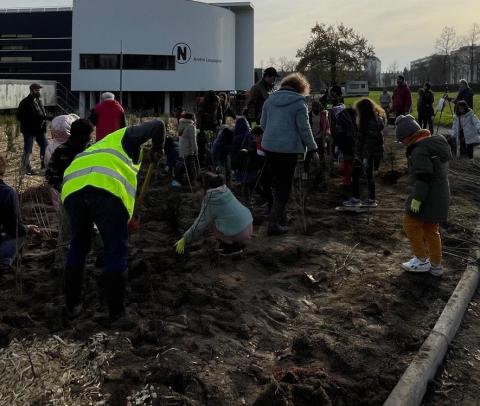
[395,115,421,142]
[50,114,80,143]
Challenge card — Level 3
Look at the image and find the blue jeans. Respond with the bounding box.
[64,187,129,274]
[22,132,48,167]
[0,234,24,267]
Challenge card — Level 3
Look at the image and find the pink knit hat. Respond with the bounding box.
[50,114,80,143]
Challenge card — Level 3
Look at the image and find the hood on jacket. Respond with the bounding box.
[178,118,194,134]
[233,117,250,138]
[409,135,452,163]
[50,114,80,143]
[205,185,232,206]
[268,88,306,108]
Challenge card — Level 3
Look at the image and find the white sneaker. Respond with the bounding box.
[343,197,361,207]
[401,257,431,273]
[430,265,444,277]
[171,180,182,188]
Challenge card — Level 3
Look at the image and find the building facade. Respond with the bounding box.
[0,1,254,115]
[71,0,254,115]
[0,7,72,89]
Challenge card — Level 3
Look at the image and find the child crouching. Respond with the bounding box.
[175,172,253,256]
[396,115,452,277]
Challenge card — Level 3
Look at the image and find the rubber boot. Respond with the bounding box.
[64,266,84,319]
[267,201,289,236]
[105,272,127,321]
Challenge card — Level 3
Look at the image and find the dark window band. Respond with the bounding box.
[80,54,176,71]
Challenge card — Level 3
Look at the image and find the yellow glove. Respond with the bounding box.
[410,199,422,213]
[175,237,186,254]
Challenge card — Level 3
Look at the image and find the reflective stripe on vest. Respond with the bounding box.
[61,128,141,218]
[62,166,136,198]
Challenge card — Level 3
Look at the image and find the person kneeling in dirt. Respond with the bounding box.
[0,155,41,271]
[61,120,165,320]
[45,119,94,269]
[175,172,253,257]
[396,115,451,277]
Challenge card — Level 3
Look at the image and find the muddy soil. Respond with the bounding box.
[423,290,480,406]
[0,128,479,405]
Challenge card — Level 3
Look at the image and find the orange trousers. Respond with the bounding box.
[403,214,442,265]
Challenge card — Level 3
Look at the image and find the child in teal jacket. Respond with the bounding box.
[175,172,253,256]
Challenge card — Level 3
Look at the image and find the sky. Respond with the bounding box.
[2,0,479,72]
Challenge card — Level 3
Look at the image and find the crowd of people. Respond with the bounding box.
[0,71,478,321]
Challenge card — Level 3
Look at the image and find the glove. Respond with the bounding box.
[175,237,186,254]
[410,199,422,213]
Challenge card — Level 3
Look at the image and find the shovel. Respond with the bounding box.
[128,162,156,234]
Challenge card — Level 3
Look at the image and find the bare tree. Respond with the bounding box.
[461,23,480,83]
[267,57,278,70]
[384,60,399,86]
[435,26,459,83]
[277,56,298,73]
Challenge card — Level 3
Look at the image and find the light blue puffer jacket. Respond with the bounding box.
[183,186,253,243]
[260,87,317,154]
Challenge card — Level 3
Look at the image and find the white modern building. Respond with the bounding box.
[71,0,254,116]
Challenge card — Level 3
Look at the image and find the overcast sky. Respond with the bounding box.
[2,0,479,71]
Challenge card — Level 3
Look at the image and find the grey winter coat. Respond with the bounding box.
[260,87,317,154]
[452,110,480,146]
[178,118,198,158]
[406,134,452,223]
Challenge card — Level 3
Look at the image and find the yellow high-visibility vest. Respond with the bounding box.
[61,128,141,219]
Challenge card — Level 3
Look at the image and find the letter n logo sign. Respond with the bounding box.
[172,43,191,64]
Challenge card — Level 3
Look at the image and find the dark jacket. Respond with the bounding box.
[330,104,356,158]
[406,134,451,223]
[0,179,27,239]
[454,87,474,109]
[246,79,272,123]
[198,98,222,132]
[419,89,435,117]
[212,127,234,164]
[354,115,385,161]
[46,141,91,191]
[392,83,412,114]
[16,94,50,134]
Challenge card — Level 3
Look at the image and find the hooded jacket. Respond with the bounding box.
[406,133,451,223]
[44,114,80,167]
[392,83,412,114]
[260,88,317,154]
[452,110,480,145]
[183,186,253,243]
[90,99,126,142]
[178,118,198,158]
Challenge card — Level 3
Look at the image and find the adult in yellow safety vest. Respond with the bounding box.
[61,120,165,320]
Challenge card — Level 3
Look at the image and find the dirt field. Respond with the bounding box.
[0,126,478,405]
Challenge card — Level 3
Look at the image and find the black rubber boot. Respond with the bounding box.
[105,272,127,321]
[64,266,84,319]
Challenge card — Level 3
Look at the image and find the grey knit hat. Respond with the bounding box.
[395,115,421,142]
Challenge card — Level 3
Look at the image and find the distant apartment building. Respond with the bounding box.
[450,45,480,84]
